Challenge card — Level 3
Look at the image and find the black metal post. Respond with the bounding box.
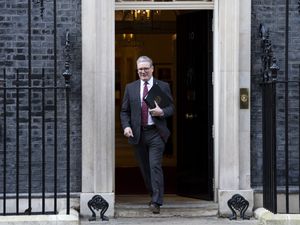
[262,80,277,213]
[66,85,70,215]
[3,68,7,215]
[53,0,58,214]
[260,24,279,213]
[27,0,32,215]
[270,60,280,214]
[271,79,277,214]
[16,69,20,214]
[284,0,290,213]
[42,68,45,214]
[299,64,300,213]
[63,30,72,215]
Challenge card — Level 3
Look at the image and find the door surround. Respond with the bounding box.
[115,1,214,10]
[80,0,252,217]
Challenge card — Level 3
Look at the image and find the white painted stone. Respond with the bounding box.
[81,0,115,218]
[80,192,114,218]
[213,0,220,202]
[0,198,79,215]
[0,209,78,225]
[82,0,96,195]
[238,3,251,199]
[239,131,251,189]
[254,192,263,210]
[217,70,240,189]
[239,0,251,34]
[238,0,251,191]
[254,207,269,219]
[239,33,251,72]
[218,190,254,217]
[239,71,251,89]
[217,0,240,192]
[255,208,300,225]
[215,0,253,214]
[239,110,251,132]
[58,208,79,217]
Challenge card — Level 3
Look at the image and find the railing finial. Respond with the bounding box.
[63,30,72,87]
[260,24,279,82]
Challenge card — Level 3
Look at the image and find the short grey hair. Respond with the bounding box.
[136,56,153,67]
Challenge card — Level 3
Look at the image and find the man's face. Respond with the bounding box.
[137,62,153,82]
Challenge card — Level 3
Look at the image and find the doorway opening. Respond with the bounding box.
[115,9,213,200]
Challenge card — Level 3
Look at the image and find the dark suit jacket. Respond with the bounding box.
[120,78,174,144]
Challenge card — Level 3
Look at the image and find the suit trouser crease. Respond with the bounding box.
[134,128,165,206]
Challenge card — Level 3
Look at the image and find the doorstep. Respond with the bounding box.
[115,194,218,218]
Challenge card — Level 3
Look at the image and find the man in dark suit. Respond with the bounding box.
[120,56,174,214]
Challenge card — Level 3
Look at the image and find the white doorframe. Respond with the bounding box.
[115,0,217,200]
[115,0,253,215]
[80,0,252,217]
[215,0,253,216]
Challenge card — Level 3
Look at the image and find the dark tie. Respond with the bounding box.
[141,81,149,126]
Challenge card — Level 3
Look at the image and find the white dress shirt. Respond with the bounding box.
[140,77,154,125]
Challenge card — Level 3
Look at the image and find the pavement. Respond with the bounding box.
[80,216,258,225]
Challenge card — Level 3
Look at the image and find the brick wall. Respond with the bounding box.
[0,0,81,193]
[4,0,298,194]
[251,0,300,187]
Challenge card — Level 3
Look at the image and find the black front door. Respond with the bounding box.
[176,11,213,200]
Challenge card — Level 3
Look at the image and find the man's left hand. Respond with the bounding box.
[149,101,164,117]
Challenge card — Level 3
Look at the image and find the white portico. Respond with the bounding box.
[80,0,252,217]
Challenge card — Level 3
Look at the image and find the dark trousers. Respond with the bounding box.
[133,126,165,206]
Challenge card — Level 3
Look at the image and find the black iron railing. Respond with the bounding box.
[0,0,71,216]
[0,66,71,216]
[0,68,71,215]
[260,23,300,214]
[260,23,279,214]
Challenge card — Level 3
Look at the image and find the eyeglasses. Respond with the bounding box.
[138,67,151,72]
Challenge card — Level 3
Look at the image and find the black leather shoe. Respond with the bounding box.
[149,203,160,214]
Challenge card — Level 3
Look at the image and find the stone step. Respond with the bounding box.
[114,195,218,218]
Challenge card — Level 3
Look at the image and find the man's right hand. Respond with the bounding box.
[124,127,134,138]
